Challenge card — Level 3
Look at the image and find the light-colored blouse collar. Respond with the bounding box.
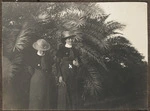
[37,51,45,56]
[65,44,72,48]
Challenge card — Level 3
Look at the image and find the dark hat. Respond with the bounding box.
[33,39,50,51]
[61,31,76,41]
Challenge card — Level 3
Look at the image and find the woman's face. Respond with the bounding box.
[65,38,72,45]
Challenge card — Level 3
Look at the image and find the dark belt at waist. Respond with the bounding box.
[60,59,73,66]
[61,57,74,63]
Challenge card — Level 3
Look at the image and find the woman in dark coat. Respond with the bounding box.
[26,39,51,109]
[56,31,81,109]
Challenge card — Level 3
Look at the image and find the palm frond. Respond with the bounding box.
[81,17,106,38]
[77,44,107,70]
[75,3,105,19]
[59,8,85,29]
[2,56,17,79]
[81,32,108,51]
[78,18,110,51]
[3,30,19,54]
[83,66,102,97]
[11,53,23,65]
[104,21,125,36]
[34,11,51,24]
[3,28,18,56]
[4,22,32,53]
[12,22,32,52]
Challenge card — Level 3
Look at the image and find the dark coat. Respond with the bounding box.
[23,48,52,73]
[56,45,81,109]
[23,48,57,109]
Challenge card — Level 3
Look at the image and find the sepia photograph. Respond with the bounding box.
[2,2,148,110]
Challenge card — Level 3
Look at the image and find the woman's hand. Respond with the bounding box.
[58,76,66,86]
[73,59,79,67]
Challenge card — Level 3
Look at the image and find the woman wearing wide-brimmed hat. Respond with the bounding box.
[27,39,52,109]
[56,31,81,109]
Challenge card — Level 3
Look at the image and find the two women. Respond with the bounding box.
[28,31,81,109]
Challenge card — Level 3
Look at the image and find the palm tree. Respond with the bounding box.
[2,2,147,109]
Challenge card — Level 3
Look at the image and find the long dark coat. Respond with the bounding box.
[56,45,81,109]
[24,48,57,109]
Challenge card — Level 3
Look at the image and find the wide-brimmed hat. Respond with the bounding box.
[33,39,50,51]
[61,31,76,41]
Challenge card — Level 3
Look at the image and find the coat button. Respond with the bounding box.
[38,64,40,66]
